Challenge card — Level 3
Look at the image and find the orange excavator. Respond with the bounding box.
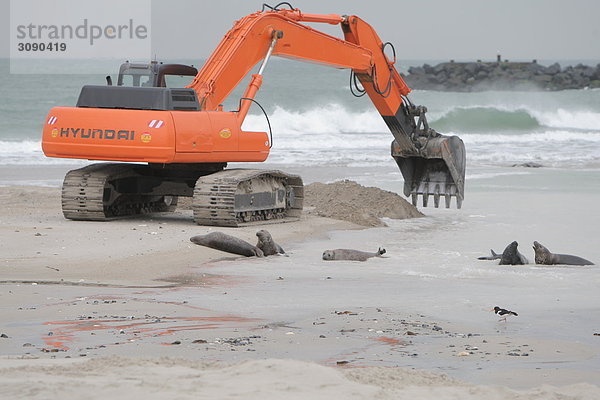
[42,4,466,227]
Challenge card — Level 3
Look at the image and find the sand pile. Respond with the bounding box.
[177,179,423,227]
[303,180,423,227]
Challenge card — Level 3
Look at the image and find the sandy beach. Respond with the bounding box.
[1,163,599,399]
[2,0,600,394]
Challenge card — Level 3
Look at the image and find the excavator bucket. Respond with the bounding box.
[385,104,466,208]
[392,135,465,208]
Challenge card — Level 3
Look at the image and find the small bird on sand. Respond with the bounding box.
[492,306,518,322]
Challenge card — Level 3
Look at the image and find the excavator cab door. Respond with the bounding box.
[116,61,198,88]
[117,62,154,87]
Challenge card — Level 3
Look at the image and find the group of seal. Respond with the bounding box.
[190,230,385,262]
[479,241,594,266]
[190,230,285,258]
[190,231,592,266]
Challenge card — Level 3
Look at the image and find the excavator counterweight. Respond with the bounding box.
[42,5,466,226]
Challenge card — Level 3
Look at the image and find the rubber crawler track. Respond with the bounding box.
[192,169,303,227]
[61,164,303,227]
[61,163,176,221]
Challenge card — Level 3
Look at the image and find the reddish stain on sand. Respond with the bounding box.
[43,315,259,350]
[374,336,405,346]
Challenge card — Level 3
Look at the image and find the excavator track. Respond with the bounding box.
[61,163,177,221]
[192,169,303,227]
[62,164,303,227]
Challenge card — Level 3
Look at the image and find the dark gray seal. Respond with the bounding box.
[190,232,264,257]
[533,241,594,266]
[256,230,285,256]
[322,248,386,262]
[478,241,528,265]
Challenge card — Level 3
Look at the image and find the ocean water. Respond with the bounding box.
[1,58,599,172]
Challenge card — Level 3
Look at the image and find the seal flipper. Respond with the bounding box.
[377,247,386,257]
[555,254,594,266]
[478,249,501,260]
[276,244,286,254]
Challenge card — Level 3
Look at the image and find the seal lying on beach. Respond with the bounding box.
[478,241,529,265]
[190,232,264,257]
[322,248,386,262]
[256,230,285,256]
[532,241,594,266]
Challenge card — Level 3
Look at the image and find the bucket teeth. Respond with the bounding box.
[400,172,463,209]
[433,184,441,208]
[445,193,451,208]
[407,181,462,209]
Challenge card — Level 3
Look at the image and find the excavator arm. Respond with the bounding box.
[188,6,466,208]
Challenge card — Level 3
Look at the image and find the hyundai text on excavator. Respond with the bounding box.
[42,4,466,227]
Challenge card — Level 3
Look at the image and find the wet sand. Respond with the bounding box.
[1,176,600,399]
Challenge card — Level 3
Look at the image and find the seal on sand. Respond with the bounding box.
[256,230,285,256]
[190,232,264,257]
[478,241,528,265]
[322,248,386,262]
[532,241,594,266]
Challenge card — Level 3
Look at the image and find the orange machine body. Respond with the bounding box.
[42,9,412,165]
[42,107,270,163]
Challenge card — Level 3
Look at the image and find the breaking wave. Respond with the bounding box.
[245,104,600,135]
[430,106,600,133]
[2,104,599,168]
[243,103,387,135]
[431,107,540,132]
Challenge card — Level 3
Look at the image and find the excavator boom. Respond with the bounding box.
[187,7,465,207]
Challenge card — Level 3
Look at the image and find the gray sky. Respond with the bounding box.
[2,0,600,61]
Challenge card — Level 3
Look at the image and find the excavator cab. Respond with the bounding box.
[115,61,198,88]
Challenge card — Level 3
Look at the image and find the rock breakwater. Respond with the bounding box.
[403,57,600,91]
